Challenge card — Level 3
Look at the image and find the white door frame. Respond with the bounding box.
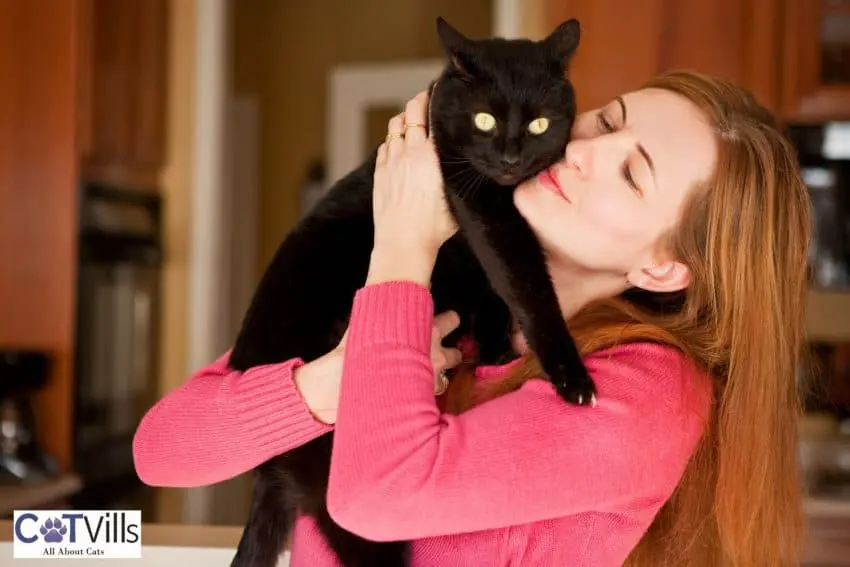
[183,0,231,525]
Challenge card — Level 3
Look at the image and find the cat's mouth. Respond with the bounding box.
[468,157,545,186]
[495,172,522,185]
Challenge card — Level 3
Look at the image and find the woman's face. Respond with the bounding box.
[514,88,717,289]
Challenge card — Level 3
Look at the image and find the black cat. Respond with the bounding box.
[228,17,590,567]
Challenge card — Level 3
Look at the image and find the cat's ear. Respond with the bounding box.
[544,18,581,64]
[436,17,474,75]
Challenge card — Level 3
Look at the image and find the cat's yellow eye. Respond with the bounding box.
[528,117,550,135]
[474,112,497,132]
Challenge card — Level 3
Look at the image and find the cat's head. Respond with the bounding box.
[429,18,580,186]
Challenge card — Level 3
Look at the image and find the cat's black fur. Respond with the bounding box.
[228,17,590,567]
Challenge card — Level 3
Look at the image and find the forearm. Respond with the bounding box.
[292,349,343,424]
[365,245,438,288]
[133,353,333,487]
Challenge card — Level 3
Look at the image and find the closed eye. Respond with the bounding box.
[595,111,642,196]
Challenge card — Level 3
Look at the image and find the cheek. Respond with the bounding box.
[574,195,661,260]
[580,197,641,238]
[513,182,658,268]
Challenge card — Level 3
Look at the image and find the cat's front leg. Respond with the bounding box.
[431,239,514,365]
[451,193,597,406]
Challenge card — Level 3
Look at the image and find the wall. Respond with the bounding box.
[520,0,549,39]
[153,0,197,523]
[230,0,493,277]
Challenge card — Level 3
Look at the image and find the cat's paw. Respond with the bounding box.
[551,366,597,407]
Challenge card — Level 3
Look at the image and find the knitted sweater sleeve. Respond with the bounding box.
[327,281,711,542]
[132,352,332,487]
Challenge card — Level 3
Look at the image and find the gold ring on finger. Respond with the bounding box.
[435,369,449,396]
[404,123,427,131]
[385,132,404,143]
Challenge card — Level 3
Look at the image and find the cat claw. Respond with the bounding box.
[554,377,597,408]
[577,393,597,408]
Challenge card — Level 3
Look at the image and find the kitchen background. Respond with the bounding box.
[3,0,850,563]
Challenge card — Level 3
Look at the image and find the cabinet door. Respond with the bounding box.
[782,0,850,122]
[546,0,782,114]
[0,0,79,473]
[78,0,169,189]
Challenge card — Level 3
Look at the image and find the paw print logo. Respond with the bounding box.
[39,518,67,543]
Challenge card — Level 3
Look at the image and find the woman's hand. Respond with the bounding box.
[292,311,463,424]
[366,91,457,287]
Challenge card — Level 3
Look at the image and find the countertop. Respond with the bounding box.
[0,520,245,548]
[806,495,850,517]
[0,475,81,517]
[0,499,843,565]
[0,520,289,566]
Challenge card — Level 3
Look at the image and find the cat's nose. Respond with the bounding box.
[500,153,520,167]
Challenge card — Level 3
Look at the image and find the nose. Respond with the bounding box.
[500,153,520,168]
[564,139,593,179]
[566,131,636,180]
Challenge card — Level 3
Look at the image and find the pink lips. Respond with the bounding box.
[537,168,569,202]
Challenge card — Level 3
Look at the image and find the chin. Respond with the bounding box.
[514,179,569,231]
[512,182,542,220]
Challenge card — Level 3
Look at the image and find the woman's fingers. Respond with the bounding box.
[432,347,463,386]
[434,310,460,338]
[441,347,463,369]
[403,91,430,145]
[375,142,388,167]
[385,113,406,160]
[432,311,462,375]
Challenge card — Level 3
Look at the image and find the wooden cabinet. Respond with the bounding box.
[782,0,850,122]
[546,0,850,122]
[547,0,784,114]
[0,0,170,474]
[77,0,169,190]
[0,0,81,474]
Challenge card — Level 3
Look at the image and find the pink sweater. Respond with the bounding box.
[133,282,711,566]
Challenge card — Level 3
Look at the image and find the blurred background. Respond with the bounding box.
[3,0,850,562]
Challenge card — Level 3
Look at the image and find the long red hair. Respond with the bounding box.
[444,70,811,566]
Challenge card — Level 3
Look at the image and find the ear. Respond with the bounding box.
[626,261,691,294]
[436,17,473,74]
[544,18,581,64]
[436,17,469,54]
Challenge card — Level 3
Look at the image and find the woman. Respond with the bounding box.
[133,70,810,566]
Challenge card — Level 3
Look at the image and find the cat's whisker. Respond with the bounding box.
[468,172,488,199]
[444,166,476,185]
[454,169,487,201]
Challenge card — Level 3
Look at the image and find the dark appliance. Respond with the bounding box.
[788,122,850,289]
[72,182,162,509]
[0,350,57,483]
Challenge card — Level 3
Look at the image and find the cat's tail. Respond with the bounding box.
[230,472,293,567]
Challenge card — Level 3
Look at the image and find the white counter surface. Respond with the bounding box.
[0,500,845,566]
[0,543,290,566]
[0,521,290,566]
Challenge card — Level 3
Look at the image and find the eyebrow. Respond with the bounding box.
[615,95,655,177]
